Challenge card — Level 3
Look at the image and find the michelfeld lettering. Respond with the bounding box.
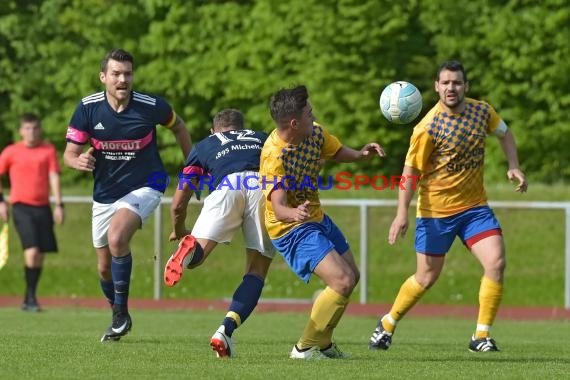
[230,143,262,151]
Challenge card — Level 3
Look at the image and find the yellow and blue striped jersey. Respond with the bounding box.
[405,98,501,217]
[260,122,342,239]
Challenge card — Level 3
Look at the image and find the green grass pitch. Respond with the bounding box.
[1,307,569,379]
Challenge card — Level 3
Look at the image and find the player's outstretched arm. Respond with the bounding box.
[0,174,8,222]
[0,174,10,222]
[63,144,95,172]
[333,143,385,163]
[169,178,196,241]
[0,201,7,222]
[170,116,193,159]
[498,129,528,193]
[388,165,419,245]
[49,172,64,225]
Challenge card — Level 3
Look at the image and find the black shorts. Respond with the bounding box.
[12,203,58,253]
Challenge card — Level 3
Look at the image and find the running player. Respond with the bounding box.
[63,48,192,342]
[163,109,274,358]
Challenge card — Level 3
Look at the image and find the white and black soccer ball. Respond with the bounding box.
[379,81,423,124]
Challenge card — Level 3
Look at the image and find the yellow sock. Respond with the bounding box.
[297,287,349,350]
[383,275,427,333]
[475,276,503,339]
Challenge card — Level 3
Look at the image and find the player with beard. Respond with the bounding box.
[64,48,192,342]
[368,60,527,352]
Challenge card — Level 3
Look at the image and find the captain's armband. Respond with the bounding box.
[494,120,508,138]
[163,112,179,129]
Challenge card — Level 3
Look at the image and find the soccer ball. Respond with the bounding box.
[379,81,422,124]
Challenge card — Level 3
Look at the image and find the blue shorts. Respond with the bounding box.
[415,206,501,255]
[272,214,350,283]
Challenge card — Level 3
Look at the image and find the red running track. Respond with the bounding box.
[1,296,569,320]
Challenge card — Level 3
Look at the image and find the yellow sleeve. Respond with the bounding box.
[404,125,435,172]
[259,147,285,200]
[485,104,501,134]
[320,126,342,159]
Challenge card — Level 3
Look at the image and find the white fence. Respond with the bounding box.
[63,196,570,309]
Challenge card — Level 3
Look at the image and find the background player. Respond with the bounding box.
[63,48,192,341]
[369,60,527,352]
[164,109,274,358]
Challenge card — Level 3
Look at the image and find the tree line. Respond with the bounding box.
[1,0,568,184]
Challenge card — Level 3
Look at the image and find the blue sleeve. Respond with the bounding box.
[182,145,204,201]
[184,147,202,168]
[257,131,269,144]
[66,102,91,144]
[69,103,88,131]
[154,96,175,126]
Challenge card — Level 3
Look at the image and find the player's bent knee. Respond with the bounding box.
[332,273,357,296]
[415,273,439,289]
[496,256,506,272]
[353,267,361,285]
[107,235,130,255]
[245,255,272,278]
[246,268,269,280]
[98,267,112,280]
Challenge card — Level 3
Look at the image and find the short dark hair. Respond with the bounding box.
[20,113,41,125]
[100,49,134,73]
[212,109,244,130]
[436,60,468,83]
[269,85,309,123]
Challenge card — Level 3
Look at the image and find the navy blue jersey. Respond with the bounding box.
[66,91,177,203]
[183,129,267,188]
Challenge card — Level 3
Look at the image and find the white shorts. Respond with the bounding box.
[192,171,275,259]
[92,187,162,248]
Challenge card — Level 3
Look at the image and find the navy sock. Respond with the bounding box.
[223,274,264,336]
[222,317,238,336]
[100,278,115,306]
[187,243,204,266]
[111,253,132,307]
